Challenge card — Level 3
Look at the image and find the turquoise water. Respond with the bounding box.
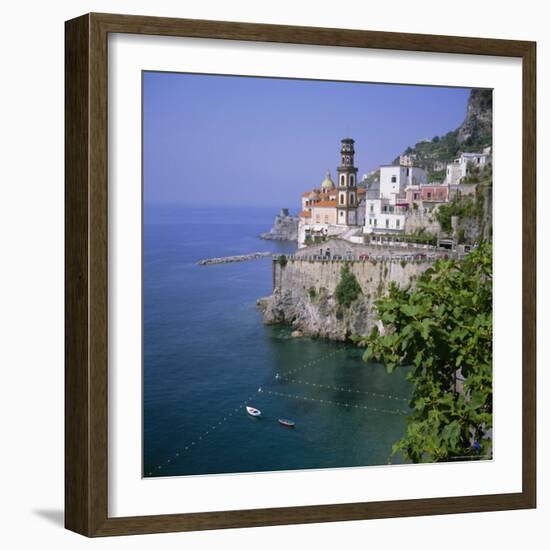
[143,205,412,477]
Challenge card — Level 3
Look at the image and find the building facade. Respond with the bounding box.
[445,150,492,185]
[379,165,427,200]
[364,164,428,235]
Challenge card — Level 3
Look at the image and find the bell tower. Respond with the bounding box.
[336,138,359,226]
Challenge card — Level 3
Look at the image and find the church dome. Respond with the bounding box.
[321,170,335,189]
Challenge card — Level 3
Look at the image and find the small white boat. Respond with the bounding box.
[278,418,295,428]
[246,406,261,417]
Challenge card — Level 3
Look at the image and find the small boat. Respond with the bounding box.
[278,418,295,428]
[246,406,261,417]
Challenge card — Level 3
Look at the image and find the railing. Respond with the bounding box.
[272,252,458,263]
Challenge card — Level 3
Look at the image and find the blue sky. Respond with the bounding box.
[143,72,470,210]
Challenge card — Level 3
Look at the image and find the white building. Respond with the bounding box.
[399,154,415,167]
[364,198,407,233]
[445,151,492,185]
[379,165,427,201]
[363,165,426,235]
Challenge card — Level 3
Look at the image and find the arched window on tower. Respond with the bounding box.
[339,193,345,205]
[350,175,355,186]
[350,194,355,205]
[340,174,345,186]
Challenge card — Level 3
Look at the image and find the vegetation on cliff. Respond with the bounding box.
[360,243,493,463]
[393,89,492,180]
[435,162,491,243]
[436,195,478,234]
[335,264,362,308]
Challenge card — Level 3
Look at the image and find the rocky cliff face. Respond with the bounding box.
[457,89,493,145]
[258,258,432,341]
[259,208,299,241]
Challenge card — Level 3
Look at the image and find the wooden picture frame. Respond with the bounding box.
[65,12,536,537]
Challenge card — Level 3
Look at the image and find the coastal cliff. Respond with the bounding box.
[258,257,432,341]
[457,89,492,145]
[260,208,299,241]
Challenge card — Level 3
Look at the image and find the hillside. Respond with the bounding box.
[392,89,493,181]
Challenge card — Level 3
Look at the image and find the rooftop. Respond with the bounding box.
[314,200,337,208]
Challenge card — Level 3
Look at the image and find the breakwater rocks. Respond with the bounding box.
[198,252,272,266]
[259,208,299,242]
[257,257,432,341]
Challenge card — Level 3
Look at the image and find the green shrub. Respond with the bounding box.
[278,254,288,268]
[335,265,362,307]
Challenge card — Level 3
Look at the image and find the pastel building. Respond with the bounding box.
[420,185,449,203]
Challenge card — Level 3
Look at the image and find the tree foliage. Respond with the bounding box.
[335,264,362,308]
[360,244,493,463]
[277,254,288,268]
[436,195,477,234]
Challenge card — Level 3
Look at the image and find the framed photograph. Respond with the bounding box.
[65,13,536,536]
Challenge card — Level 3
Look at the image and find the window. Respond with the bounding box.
[369,219,372,225]
[340,175,345,186]
[427,192,432,199]
[370,204,374,212]
[340,211,344,218]
[350,194,355,205]
[396,219,400,228]
[324,215,328,223]
[386,219,389,228]
[406,168,410,176]
[391,175,397,183]
[350,175,355,186]
[374,219,377,227]
[339,194,345,205]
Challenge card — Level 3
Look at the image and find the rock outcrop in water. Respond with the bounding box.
[259,208,298,242]
[258,256,433,341]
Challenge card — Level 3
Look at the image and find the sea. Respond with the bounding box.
[143,205,412,477]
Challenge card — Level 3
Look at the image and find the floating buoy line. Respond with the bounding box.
[145,347,411,476]
[274,375,410,404]
[145,392,259,477]
[260,388,409,416]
